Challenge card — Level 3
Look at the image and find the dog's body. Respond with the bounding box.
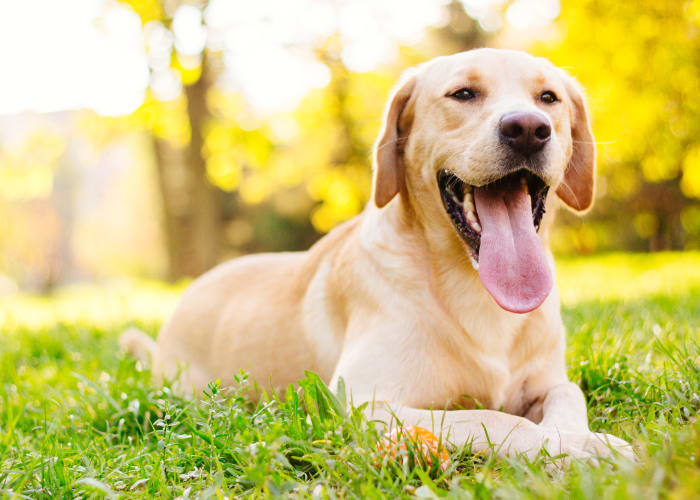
[122,49,633,461]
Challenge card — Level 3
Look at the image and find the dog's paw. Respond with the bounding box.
[540,428,636,465]
[579,432,637,462]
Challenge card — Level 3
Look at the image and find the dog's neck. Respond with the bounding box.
[359,189,558,341]
[360,191,481,296]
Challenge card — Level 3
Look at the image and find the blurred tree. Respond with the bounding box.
[117,0,492,280]
[15,0,700,289]
[538,0,700,252]
[120,0,225,279]
[233,3,491,235]
[157,53,222,279]
[424,0,486,54]
[0,125,69,290]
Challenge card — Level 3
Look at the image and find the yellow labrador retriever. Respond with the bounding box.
[122,49,633,461]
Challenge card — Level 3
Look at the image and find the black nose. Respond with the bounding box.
[499,111,551,156]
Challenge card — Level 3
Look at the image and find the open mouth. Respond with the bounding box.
[437,168,552,314]
[437,169,549,263]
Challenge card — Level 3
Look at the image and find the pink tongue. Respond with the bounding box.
[474,185,552,313]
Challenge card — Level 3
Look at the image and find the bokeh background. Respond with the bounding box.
[1,0,698,292]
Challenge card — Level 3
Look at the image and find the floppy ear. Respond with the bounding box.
[373,74,416,208]
[556,77,596,211]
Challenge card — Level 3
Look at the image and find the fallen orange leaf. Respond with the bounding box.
[376,425,451,472]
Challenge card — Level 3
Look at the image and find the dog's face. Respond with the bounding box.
[373,49,596,314]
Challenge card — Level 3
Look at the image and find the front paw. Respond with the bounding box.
[541,428,636,464]
[581,432,636,462]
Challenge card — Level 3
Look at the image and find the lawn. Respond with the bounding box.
[1,252,699,498]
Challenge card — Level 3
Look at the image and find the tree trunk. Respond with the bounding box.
[183,56,222,275]
[153,57,223,280]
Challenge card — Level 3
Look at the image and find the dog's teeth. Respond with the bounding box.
[465,207,482,234]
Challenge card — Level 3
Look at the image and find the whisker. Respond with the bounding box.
[447,173,461,191]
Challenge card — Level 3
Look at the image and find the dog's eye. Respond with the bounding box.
[449,88,476,101]
[540,91,558,104]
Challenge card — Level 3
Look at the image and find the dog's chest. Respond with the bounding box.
[418,316,546,415]
[445,350,532,414]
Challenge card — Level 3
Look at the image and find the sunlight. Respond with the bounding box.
[207,0,447,112]
[505,0,560,29]
[461,0,560,32]
[0,0,148,116]
[0,0,561,117]
[172,4,206,57]
[0,0,456,117]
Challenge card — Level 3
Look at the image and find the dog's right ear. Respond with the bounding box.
[373,73,416,208]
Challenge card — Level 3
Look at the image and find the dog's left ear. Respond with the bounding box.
[373,73,416,208]
[556,76,596,212]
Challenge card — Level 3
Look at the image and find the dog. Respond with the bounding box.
[122,48,634,462]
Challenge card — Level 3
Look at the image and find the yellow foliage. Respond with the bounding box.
[551,222,615,255]
[311,205,341,234]
[538,1,692,168]
[203,123,235,156]
[607,165,640,200]
[680,206,700,236]
[269,71,392,233]
[0,164,54,201]
[633,212,659,239]
[536,0,700,250]
[116,0,700,254]
[118,0,163,24]
[270,157,306,187]
[242,132,272,170]
[137,94,191,146]
[173,54,202,85]
[206,88,247,121]
[239,173,271,205]
[0,131,65,202]
[308,168,365,232]
[198,68,392,233]
[681,147,700,198]
[642,155,677,183]
[206,153,241,192]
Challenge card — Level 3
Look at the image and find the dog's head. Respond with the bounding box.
[373,49,595,314]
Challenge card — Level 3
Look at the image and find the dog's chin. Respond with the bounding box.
[437,168,549,270]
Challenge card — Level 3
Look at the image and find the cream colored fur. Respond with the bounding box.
[122,49,633,462]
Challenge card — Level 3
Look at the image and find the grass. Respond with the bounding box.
[1,252,699,498]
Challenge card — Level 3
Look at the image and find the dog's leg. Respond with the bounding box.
[366,404,599,461]
[364,401,636,462]
[539,382,589,432]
